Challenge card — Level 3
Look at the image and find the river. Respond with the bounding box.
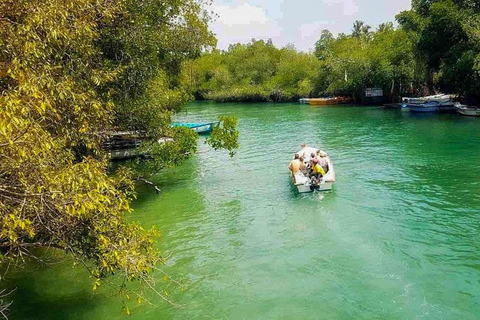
[7,102,480,319]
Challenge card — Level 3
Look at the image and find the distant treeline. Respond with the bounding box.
[183,0,480,104]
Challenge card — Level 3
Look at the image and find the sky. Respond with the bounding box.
[209,0,412,52]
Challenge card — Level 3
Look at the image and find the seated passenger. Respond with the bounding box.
[309,152,317,168]
[299,156,306,171]
[309,158,325,185]
[316,150,329,173]
[288,154,302,176]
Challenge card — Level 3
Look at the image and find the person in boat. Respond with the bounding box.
[316,150,329,174]
[298,143,314,160]
[309,152,317,168]
[288,154,303,182]
[310,158,326,185]
[299,156,306,171]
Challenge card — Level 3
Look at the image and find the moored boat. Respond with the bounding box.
[105,131,174,160]
[299,98,311,104]
[171,121,220,134]
[290,146,336,193]
[406,101,441,112]
[309,97,352,106]
[455,103,480,116]
[406,95,456,113]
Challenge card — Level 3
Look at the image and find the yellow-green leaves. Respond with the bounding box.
[206,116,239,157]
[0,212,35,243]
[0,0,217,314]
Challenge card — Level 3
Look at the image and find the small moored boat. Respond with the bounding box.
[290,146,336,193]
[405,94,456,113]
[105,131,174,161]
[455,103,480,116]
[171,121,220,134]
[299,98,311,104]
[309,97,352,106]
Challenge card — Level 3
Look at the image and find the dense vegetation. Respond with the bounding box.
[0,0,237,314]
[183,41,320,102]
[187,0,480,104]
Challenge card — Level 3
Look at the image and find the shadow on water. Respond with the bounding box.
[6,267,101,320]
[130,157,200,209]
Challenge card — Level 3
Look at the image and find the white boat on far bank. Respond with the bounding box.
[455,103,480,116]
[290,146,336,193]
[299,98,310,104]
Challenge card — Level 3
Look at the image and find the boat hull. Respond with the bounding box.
[408,105,439,112]
[408,105,456,113]
[458,108,480,116]
[192,123,217,134]
[172,122,220,134]
[406,95,456,113]
[296,181,333,193]
[309,97,352,106]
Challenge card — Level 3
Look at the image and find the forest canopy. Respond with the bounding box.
[186,0,480,104]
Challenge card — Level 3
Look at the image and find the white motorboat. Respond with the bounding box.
[291,147,336,193]
[299,98,311,104]
[455,103,480,116]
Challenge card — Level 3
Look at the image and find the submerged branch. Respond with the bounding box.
[136,178,161,194]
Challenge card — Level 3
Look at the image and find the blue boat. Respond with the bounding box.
[404,94,457,113]
[406,100,455,113]
[171,122,220,134]
[407,101,440,112]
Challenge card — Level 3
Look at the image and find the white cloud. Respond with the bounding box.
[323,0,359,16]
[210,0,412,51]
[211,3,282,50]
[214,3,269,26]
[298,21,332,40]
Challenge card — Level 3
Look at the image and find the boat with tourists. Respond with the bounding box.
[171,121,220,134]
[289,145,336,193]
[455,103,480,116]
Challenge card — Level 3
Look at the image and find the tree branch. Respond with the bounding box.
[136,178,161,194]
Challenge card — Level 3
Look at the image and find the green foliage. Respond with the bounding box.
[0,0,217,312]
[131,127,199,179]
[311,22,419,101]
[352,20,372,39]
[188,4,480,104]
[398,0,480,98]
[187,21,420,103]
[184,40,321,102]
[93,0,216,140]
[314,30,334,60]
[206,116,239,157]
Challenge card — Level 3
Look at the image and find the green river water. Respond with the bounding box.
[7,102,480,319]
